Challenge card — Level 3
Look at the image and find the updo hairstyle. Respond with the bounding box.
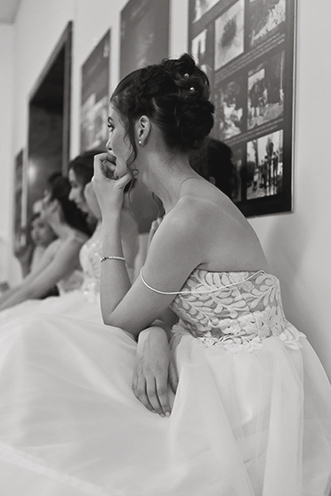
[111,53,215,170]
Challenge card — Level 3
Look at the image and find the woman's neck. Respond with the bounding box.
[47,219,76,240]
[141,154,201,213]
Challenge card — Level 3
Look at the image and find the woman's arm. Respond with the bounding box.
[92,154,209,336]
[0,238,84,311]
[99,204,207,334]
[0,240,60,308]
[15,243,34,278]
[133,324,178,417]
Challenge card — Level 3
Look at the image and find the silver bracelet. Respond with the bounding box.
[100,256,126,263]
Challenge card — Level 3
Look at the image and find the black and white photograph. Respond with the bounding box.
[191,28,214,86]
[216,77,244,140]
[80,30,110,152]
[248,0,286,48]
[189,0,295,217]
[13,149,25,252]
[230,145,243,202]
[192,0,220,23]
[247,51,285,129]
[120,0,170,78]
[246,129,283,199]
[2,2,331,495]
[214,0,245,70]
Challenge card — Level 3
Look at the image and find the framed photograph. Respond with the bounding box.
[80,30,110,152]
[13,149,26,252]
[189,0,296,216]
[120,0,170,79]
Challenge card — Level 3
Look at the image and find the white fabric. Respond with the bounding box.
[0,267,330,495]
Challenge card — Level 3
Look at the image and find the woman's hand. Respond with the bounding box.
[92,153,132,218]
[133,326,178,417]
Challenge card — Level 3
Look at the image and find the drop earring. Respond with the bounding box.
[138,139,142,145]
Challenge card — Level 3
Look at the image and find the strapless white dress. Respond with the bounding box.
[0,269,330,495]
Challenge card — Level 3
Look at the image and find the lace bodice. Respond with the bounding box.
[79,223,102,302]
[170,270,305,352]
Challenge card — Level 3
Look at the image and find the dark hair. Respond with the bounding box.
[48,175,90,235]
[68,150,103,187]
[189,138,239,200]
[111,53,215,172]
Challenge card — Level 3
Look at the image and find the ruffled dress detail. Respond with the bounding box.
[0,267,330,495]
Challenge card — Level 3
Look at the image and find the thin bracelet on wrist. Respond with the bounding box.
[100,256,126,263]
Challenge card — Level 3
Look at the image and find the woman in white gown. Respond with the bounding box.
[0,53,331,496]
[0,175,90,314]
[0,154,139,325]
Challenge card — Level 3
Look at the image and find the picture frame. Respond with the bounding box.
[120,0,170,79]
[189,0,296,216]
[80,30,111,153]
[13,149,27,253]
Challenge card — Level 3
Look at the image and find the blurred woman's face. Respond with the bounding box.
[68,169,89,213]
[30,217,56,247]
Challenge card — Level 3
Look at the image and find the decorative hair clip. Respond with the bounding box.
[184,73,190,78]
[189,86,195,92]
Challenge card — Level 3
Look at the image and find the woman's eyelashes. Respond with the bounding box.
[107,117,114,131]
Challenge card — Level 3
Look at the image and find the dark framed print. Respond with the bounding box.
[13,149,26,252]
[189,0,296,216]
[80,30,111,152]
[120,0,170,79]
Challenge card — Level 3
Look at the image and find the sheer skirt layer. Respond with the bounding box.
[0,314,330,495]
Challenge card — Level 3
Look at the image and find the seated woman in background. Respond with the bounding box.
[68,150,100,231]
[15,212,58,279]
[0,175,90,312]
[68,150,139,282]
[189,136,240,200]
[0,153,139,323]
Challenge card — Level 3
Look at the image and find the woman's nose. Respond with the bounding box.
[106,138,112,151]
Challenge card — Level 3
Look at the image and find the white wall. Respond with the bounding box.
[0,24,20,283]
[249,0,331,378]
[0,0,330,378]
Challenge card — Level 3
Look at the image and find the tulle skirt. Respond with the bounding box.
[0,289,103,325]
[0,309,330,495]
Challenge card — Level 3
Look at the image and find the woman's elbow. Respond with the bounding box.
[101,313,141,338]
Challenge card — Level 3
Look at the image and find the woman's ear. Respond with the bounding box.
[136,115,151,146]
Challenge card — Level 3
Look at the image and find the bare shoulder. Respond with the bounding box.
[43,239,61,257]
[61,234,87,252]
[164,188,237,233]
[164,185,269,272]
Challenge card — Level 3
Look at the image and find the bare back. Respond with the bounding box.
[169,177,270,273]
